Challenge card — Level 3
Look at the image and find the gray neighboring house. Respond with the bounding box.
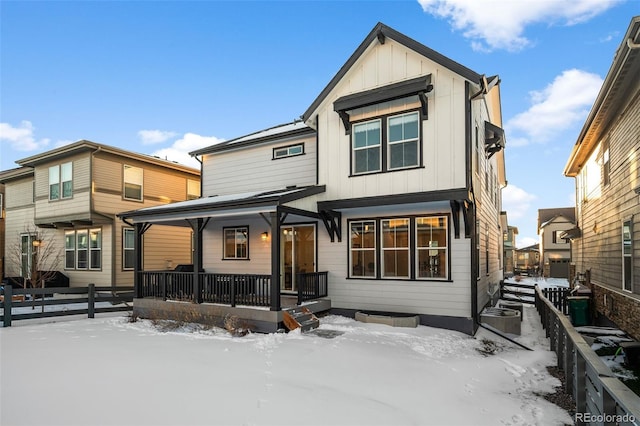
[538,207,575,278]
[563,16,640,340]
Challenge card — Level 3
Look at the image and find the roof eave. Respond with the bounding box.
[302,22,483,123]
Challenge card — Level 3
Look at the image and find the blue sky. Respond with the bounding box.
[1,0,638,247]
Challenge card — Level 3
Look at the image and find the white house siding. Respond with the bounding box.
[34,153,91,222]
[311,38,468,203]
[201,134,316,198]
[318,204,472,319]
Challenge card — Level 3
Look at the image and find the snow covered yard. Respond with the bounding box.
[1,308,572,426]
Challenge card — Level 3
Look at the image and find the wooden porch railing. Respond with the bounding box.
[138,271,329,308]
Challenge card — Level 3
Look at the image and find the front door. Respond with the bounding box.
[281,225,315,292]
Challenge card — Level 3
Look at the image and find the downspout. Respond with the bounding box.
[466,81,479,332]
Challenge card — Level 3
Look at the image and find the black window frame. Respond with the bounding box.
[350,108,423,177]
[347,214,450,282]
[272,143,305,160]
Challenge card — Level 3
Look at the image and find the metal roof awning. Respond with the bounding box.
[118,185,326,226]
[559,227,581,240]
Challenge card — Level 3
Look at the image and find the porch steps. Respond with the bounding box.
[283,306,319,332]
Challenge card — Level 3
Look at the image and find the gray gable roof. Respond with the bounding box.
[302,22,484,122]
[190,120,313,156]
[538,207,576,231]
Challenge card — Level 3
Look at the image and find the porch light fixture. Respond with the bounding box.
[261,232,269,241]
[32,239,42,247]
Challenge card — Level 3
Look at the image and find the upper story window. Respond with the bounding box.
[187,179,200,200]
[273,143,304,160]
[49,162,73,200]
[352,110,421,175]
[124,165,143,201]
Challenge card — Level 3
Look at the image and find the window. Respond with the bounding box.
[187,179,200,200]
[123,228,135,270]
[20,234,37,278]
[49,162,73,200]
[416,217,447,279]
[353,120,381,174]
[485,224,489,276]
[388,112,419,170]
[89,229,101,269]
[623,220,633,292]
[350,221,376,277]
[124,165,143,201]
[352,110,421,175]
[224,227,248,259]
[349,216,448,280]
[65,229,102,270]
[273,143,304,159]
[603,138,610,186]
[552,230,568,244]
[65,231,75,269]
[382,219,410,278]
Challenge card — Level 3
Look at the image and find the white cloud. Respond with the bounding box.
[138,129,178,145]
[517,236,539,249]
[502,184,536,220]
[505,69,602,146]
[0,120,50,151]
[417,0,619,52]
[150,133,224,169]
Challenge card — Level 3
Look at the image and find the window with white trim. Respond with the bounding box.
[49,162,73,200]
[273,143,304,159]
[65,229,102,270]
[124,165,143,201]
[224,227,248,259]
[350,221,376,277]
[623,220,633,292]
[123,228,136,270]
[187,179,200,200]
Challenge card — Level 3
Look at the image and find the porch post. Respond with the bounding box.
[134,223,144,299]
[193,218,203,304]
[270,209,281,311]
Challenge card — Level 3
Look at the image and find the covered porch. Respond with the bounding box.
[118,186,338,331]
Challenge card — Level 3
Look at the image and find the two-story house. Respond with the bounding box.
[537,207,575,278]
[502,212,518,276]
[1,140,200,288]
[564,16,640,340]
[120,22,507,335]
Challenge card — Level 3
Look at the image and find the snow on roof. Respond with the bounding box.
[190,121,312,156]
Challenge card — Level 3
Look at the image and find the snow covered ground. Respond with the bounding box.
[0,305,572,426]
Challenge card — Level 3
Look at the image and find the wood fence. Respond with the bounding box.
[534,285,640,425]
[1,284,133,327]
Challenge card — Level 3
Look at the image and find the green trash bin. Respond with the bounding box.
[567,296,590,326]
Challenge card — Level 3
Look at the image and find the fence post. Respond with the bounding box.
[230,276,236,308]
[3,285,12,327]
[88,284,95,319]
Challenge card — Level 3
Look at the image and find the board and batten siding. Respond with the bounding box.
[201,135,316,197]
[318,205,472,318]
[311,38,468,203]
[33,153,91,222]
[574,90,640,294]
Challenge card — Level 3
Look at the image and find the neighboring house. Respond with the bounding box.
[502,212,517,276]
[0,181,7,278]
[120,22,507,335]
[563,16,640,340]
[0,140,200,288]
[537,207,575,278]
[515,243,540,276]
